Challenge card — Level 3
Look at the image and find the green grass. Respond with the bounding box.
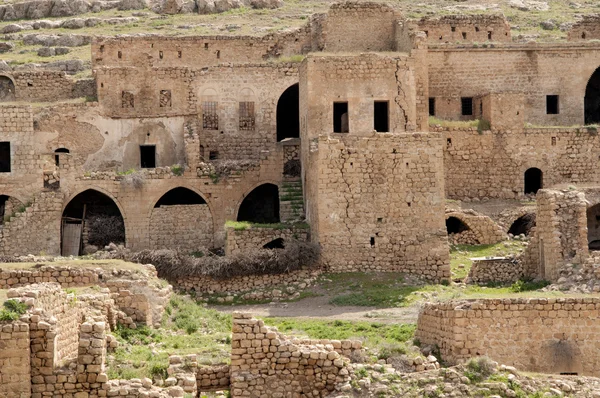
[107,294,232,380]
[224,220,309,231]
[450,241,528,280]
[325,273,422,307]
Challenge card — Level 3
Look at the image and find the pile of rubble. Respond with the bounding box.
[544,254,600,294]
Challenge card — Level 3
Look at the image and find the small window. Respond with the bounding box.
[118,51,122,59]
[122,91,134,108]
[140,145,156,168]
[239,101,255,131]
[209,151,219,160]
[0,142,10,173]
[451,26,456,32]
[203,101,219,130]
[159,51,164,59]
[462,32,467,40]
[546,95,559,114]
[370,237,375,247]
[424,30,428,37]
[333,102,349,133]
[461,97,473,116]
[54,148,69,166]
[374,101,389,132]
[488,31,492,40]
[429,97,436,116]
[159,90,172,108]
[582,32,586,39]
[475,26,480,32]
[178,51,182,58]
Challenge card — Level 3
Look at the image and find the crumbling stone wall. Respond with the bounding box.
[443,128,600,200]
[568,15,600,41]
[446,210,506,245]
[416,298,600,376]
[0,321,30,397]
[224,225,308,255]
[149,204,213,251]
[417,14,511,44]
[467,257,523,284]
[230,312,355,397]
[535,189,588,281]
[11,71,76,102]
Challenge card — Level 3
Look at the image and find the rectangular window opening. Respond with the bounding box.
[451,26,456,32]
[461,97,473,116]
[178,51,182,58]
[140,145,156,169]
[209,151,219,161]
[462,32,467,39]
[488,31,493,40]
[0,142,10,173]
[239,101,255,131]
[118,51,122,59]
[429,97,436,116]
[333,102,349,133]
[203,101,219,130]
[374,101,389,132]
[546,95,559,115]
[370,237,375,247]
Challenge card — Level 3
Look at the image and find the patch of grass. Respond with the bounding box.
[224,220,309,231]
[171,164,184,176]
[464,356,496,382]
[450,241,528,280]
[510,279,550,293]
[429,116,480,129]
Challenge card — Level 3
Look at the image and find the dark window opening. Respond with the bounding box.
[237,184,280,224]
[451,26,456,32]
[27,82,33,87]
[54,148,69,166]
[429,97,436,116]
[239,101,255,131]
[447,138,452,147]
[524,168,543,195]
[333,102,349,133]
[585,66,600,125]
[154,187,206,207]
[159,51,164,59]
[118,51,122,59]
[560,373,578,376]
[140,145,156,168]
[508,213,536,237]
[276,84,300,142]
[159,90,172,108]
[424,30,428,37]
[446,217,469,234]
[209,151,219,160]
[546,95,559,114]
[439,35,443,40]
[204,43,209,49]
[462,32,467,39]
[552,137,557,146]
[488,31,492,40]
[100,45,104,52]
[475,26,480,32]
[216,50,220,59]
[370,237,375,247]
[0,142,10,173]
[0,76,16,102]
[62,189,125,253]
[203,101,219,130]
[582,32,586,39]
[374,101,389,132]
[263,238,285,250]
[461,97,473,116]
[178,51,182,58]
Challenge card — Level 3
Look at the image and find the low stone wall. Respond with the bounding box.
[416,298,600,376]
[174,267,321,301]
[0,321,30,397]
[466,257,523,284]
[197,365,231,392]
[149,204,214,252]
[225,225,309,256]
[230,312,355,397]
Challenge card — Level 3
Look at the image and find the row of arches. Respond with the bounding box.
[446,214,536,239]
[59,183,282,255]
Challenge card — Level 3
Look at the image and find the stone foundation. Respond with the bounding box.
[225,225,309,256]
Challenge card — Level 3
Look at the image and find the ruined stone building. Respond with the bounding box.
[1,1,600,282]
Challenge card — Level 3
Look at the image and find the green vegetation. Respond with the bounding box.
[429,116,480,129]
[325,273,422,307]
[0,299,28,322]
[107,294,232,380]
[450,241,528,280]
[224,220,309,231]
[116,168,138,176]
[171,164,184,176]
[464,356,496,382]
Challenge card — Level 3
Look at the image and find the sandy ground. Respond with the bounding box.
[211,295,419,323]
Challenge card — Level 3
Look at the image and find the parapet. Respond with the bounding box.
[417,14,511,44]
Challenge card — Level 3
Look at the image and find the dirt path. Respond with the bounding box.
[210,295,419,324]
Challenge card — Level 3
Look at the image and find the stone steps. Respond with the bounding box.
[280,179,304,222]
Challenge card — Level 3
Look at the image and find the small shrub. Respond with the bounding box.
[477,119,491,133]
[87,215,125,248]
[0,299,28,322]
[377,343,408,360]
[149,363,168,379]
[171,164,184,176]
[510,279,550,293]
[465,356,496,382]
[120,170,144,189]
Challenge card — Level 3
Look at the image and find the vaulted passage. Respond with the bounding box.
[276,84,300,142]
[62,190,125,255]
[508,213,536,236]
[446,216,469,234]
[0,76,15,102]
[587,204,600,250]
[154,187,206,207]
[263,238,285,249]
[585,67,600,125]
[238,184,280,224]
[524,168,543,195]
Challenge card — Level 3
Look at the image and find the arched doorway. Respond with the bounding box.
[524,168,543,195]
[263,238,285,249]
[238,184,280,223]
[150,187,213,251]
[54,148,70,166]
[508,213,536,237]
[446,216,469,234]
[62,189,125,256]
[276,84,299,142]
[585,66,600,125]
[587,203,600,250]
[0,76,15,102]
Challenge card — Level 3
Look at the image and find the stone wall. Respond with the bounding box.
[442,128,600,200]
[417,14,511,44]
[230,312,355,397]
[0,321,30,398]
[416,298,600,376]
[224,225,309,256]
[446,210,506,245]
[305,134,449,280]
[149,204,213,251]
[196,365,230,392]
[10,71,77,102]
[535,189,588,281]
[568,15,600,41]
[466,257,523,284]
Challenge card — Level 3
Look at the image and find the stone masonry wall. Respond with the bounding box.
[446,210,506,245]
[149,204,213,251]
[416,298,600,376]
[0,321,30,398]
[309,134,449,281]
[11,71,76,102]
[417,14,511,44]
[466,257,523,284]
[230,312,355,397]
[224,225,309,256]
[443,128,600,200]
[568,15,600,41]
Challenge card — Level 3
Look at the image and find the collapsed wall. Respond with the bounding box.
[416,298,600,376]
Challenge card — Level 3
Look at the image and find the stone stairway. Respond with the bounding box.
[279,178,305,222]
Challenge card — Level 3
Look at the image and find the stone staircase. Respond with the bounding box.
[279,178,305,222]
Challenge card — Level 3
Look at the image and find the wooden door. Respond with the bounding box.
[61,221,82,256]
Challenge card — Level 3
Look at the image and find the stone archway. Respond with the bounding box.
[62,189,125,255]
[0,75,15,102]
[237,183,280,224]
[276,83,300,142]
[587,203,600,250]
[149,187,213,251]
[585,66,600,125]
[524,168,543,195]
[508,213,536,237]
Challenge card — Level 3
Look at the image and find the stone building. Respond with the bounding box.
[1,1,600,281]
